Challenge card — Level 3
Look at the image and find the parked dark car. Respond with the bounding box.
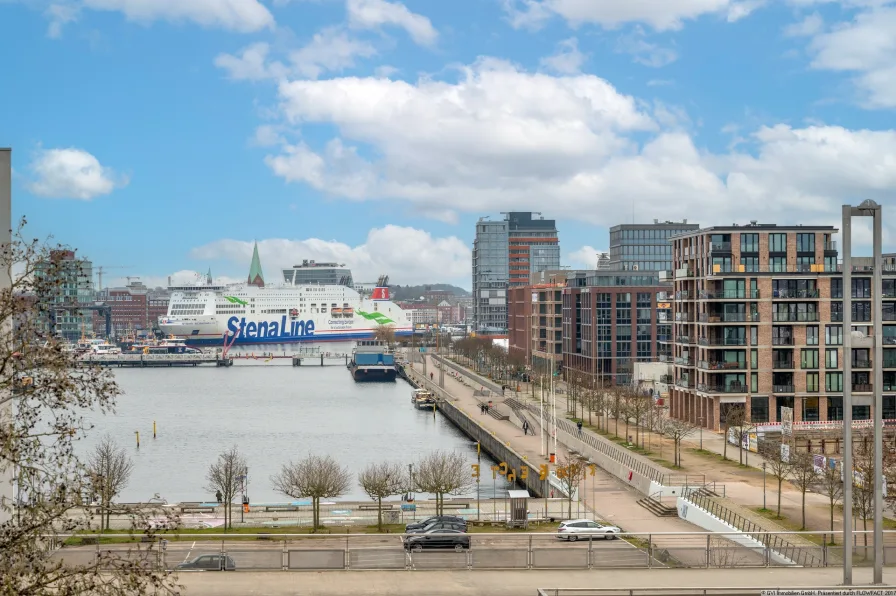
[404,528,470,552]
[405,515,465,532]
[406,520,467,534]
[176,554,235,571]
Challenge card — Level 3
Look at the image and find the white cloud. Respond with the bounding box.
[540,37,586,74]
[801,4,896,108]
[567,246,607,270]
[189,226,471,286]
[106,270,242,290]
[45,3,79,38]
[27,147,128,200]
[502,0,748,31]
[783,12,823,37]
[254,56,896,243]
[346,0,437,45]
[80,0,274,32]
[215,29,377,82]
[615,28,678,67]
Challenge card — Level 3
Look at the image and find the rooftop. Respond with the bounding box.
[671,222,839,239]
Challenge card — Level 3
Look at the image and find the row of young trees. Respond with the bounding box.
[206,448,475,532]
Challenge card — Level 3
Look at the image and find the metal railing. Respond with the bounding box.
[674,357,695,366]
[698,360,746,371]
[678,489,824,568]
[772,312,819,322]
[772,289,820,299]
[772,360,794,369]
[698,337,748,347]
[676,336,694,344]
[772,337,794,346]
[699,290,761,300]
[536,588,888,596]
[772,384,795,394]
[699,313,759,323]
[697,383,748,394]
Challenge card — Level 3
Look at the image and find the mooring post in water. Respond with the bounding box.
[153,421,157,439]
[135,431,140,448]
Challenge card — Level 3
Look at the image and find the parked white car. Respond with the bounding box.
[556,519,621,541]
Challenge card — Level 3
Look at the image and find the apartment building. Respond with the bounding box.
[507,271,570,374]
[666,223,896,431]
[94,280,170,335]
[562,270,671,386]
[609,220,699,271]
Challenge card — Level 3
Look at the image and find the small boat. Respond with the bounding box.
[413,391,436,410]
[90,342,121,355]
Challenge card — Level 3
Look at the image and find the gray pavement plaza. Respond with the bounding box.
[174,568,896,596]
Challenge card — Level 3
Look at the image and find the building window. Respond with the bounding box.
[831,278,843,299]
[751,349,758,369]
[826,348,839,369]
[826,372,843,392]
[769,233,787,253]
[770,256,786,272]
[852,301,872,322]
[741,233,759,253]
[740,256,759,272]
[796,233,815,252]
[825,325,842,346]
[801,349,818,369]
[806,326,819,346]
[828,397,843,421]
[852,278,871,299]
[750,396,768,423]
[751,372,758,392]
[806,372,820,392]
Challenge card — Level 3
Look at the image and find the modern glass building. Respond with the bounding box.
[609,220,700,271]
[472,212,559,332]
[36,249,95,341]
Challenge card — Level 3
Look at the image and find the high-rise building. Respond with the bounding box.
[609,220,700,271]
[666,222,896,432]
[472,212,559,331]
[36,249,95,341]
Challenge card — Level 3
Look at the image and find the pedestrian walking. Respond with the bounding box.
[522,420,529,435]
[577,421,583,435]
[430,372,434,381]
[215,490,222,504]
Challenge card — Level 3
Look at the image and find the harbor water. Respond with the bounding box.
[80,343,510,504]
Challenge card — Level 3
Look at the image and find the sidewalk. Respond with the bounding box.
[405,355,703,544]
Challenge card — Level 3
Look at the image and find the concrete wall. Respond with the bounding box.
[675,497,794,566]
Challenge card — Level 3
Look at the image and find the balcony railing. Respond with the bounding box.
[772,289,820,299]
[676,267,693,279]
[884,359,896,368]
[772,312,819,323]
[657,335,672,343]
[674,291,689,300]
[772,336,794,346]
[853,383,872,392]
[831,313,843,322]
[698,337,748,346]
[710,241,732,252]
[773,384,795,393]
[657,292,672,301]
[697,383,748,394]
[824,240,838,251]
[674,357,695,366]
[676,335,694,344]
[657,354,671,363]
[698,312,759,323]
[772,360,794,369]
[698,360,747,371]
[675,313,694,322]
[852,359,872,368]
[675,378,695,389]
[708,263,896,274]
[699,289,761,300]
[800,361,819,370]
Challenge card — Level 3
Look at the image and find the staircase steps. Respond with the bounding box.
[636,496,678,518]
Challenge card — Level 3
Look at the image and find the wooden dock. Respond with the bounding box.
[79,353,231,367]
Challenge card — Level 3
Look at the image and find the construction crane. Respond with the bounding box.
[95,266,132,291]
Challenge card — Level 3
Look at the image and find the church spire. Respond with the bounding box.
[206,267,213,285]
[247,241,265,287]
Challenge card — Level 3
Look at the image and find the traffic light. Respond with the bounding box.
[521,467,529,480]
[539,464,549,480]
[471,464,480,478]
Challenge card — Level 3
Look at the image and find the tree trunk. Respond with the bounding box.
[776,479,783,517]
[801,490,806,530]
[830,499,835,540]
[377,496,383,531]
[723,424,728,460]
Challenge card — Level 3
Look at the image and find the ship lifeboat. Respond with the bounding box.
[343,307,354,316]
[289,309,299,318]
[332,308,343,315]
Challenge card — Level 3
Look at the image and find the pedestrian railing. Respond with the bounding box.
[50,530,895,572]
[535,587,886,596]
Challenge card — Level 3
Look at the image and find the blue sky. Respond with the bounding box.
[2,0,896,289]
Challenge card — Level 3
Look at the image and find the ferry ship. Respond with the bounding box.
[158,246,413,346]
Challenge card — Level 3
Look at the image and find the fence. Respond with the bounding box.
[535,589,892,596]
[51,531,896,572]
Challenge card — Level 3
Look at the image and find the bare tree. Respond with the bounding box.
[759,441,792,517]
[373,324,397,348]
[664,418,696,468]
[413,450,473,515]
[272,454,351,531]
[358,461,405,531]
[852,440,874,550]
[1,224,178,595]
[650,403,669,458]
[626,391,651,448]
[788,451,817,530]
[556,455,586,518]
[723,406,745,461]
[813,458,841,541]
[86,435,134,530]
[205,445,247,530]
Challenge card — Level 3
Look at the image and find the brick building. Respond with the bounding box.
[562,270,671,386]
[94,281,170,336]
[507,272,565,374]
[667,223,896,431]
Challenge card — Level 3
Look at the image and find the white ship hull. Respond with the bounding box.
[158,283,412,346]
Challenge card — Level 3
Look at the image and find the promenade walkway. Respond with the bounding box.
[177,568,894,596]
[405,355,702,542]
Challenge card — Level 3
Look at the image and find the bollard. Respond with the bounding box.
[135,431,140,448]
[153,421,157,439]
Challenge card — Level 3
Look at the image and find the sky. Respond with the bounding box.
[2,0,896,290]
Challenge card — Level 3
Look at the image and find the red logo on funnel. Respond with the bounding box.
[372,287,389,300]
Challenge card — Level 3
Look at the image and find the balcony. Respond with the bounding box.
[773,384,795,393]
[657,292,672,301]
[852,358,872,369]
[697,383,748,394]
[710,241,732,252]
[772,312,819,323]
[853,383,872,393]
[772,336,794,346]
[675,312,695,322]
[675,378,695,389]
[660,374,673,384]
[676,267,693,279]
[772,359,794,369]
[831,313,843,322]
[658,354,672,363]
[698,360,747,371]
[676,335,695,344]
[884,357,896,368]
[699,289,760,300]
[800,361,819,370]
[659,270,673,282]
[674,291,689,300]
[699,336,748,346]
[675,356,695,366]
[698,312,759,323]
[772,289,820,299]
[824,240,838,252]
[657,335,672,343]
